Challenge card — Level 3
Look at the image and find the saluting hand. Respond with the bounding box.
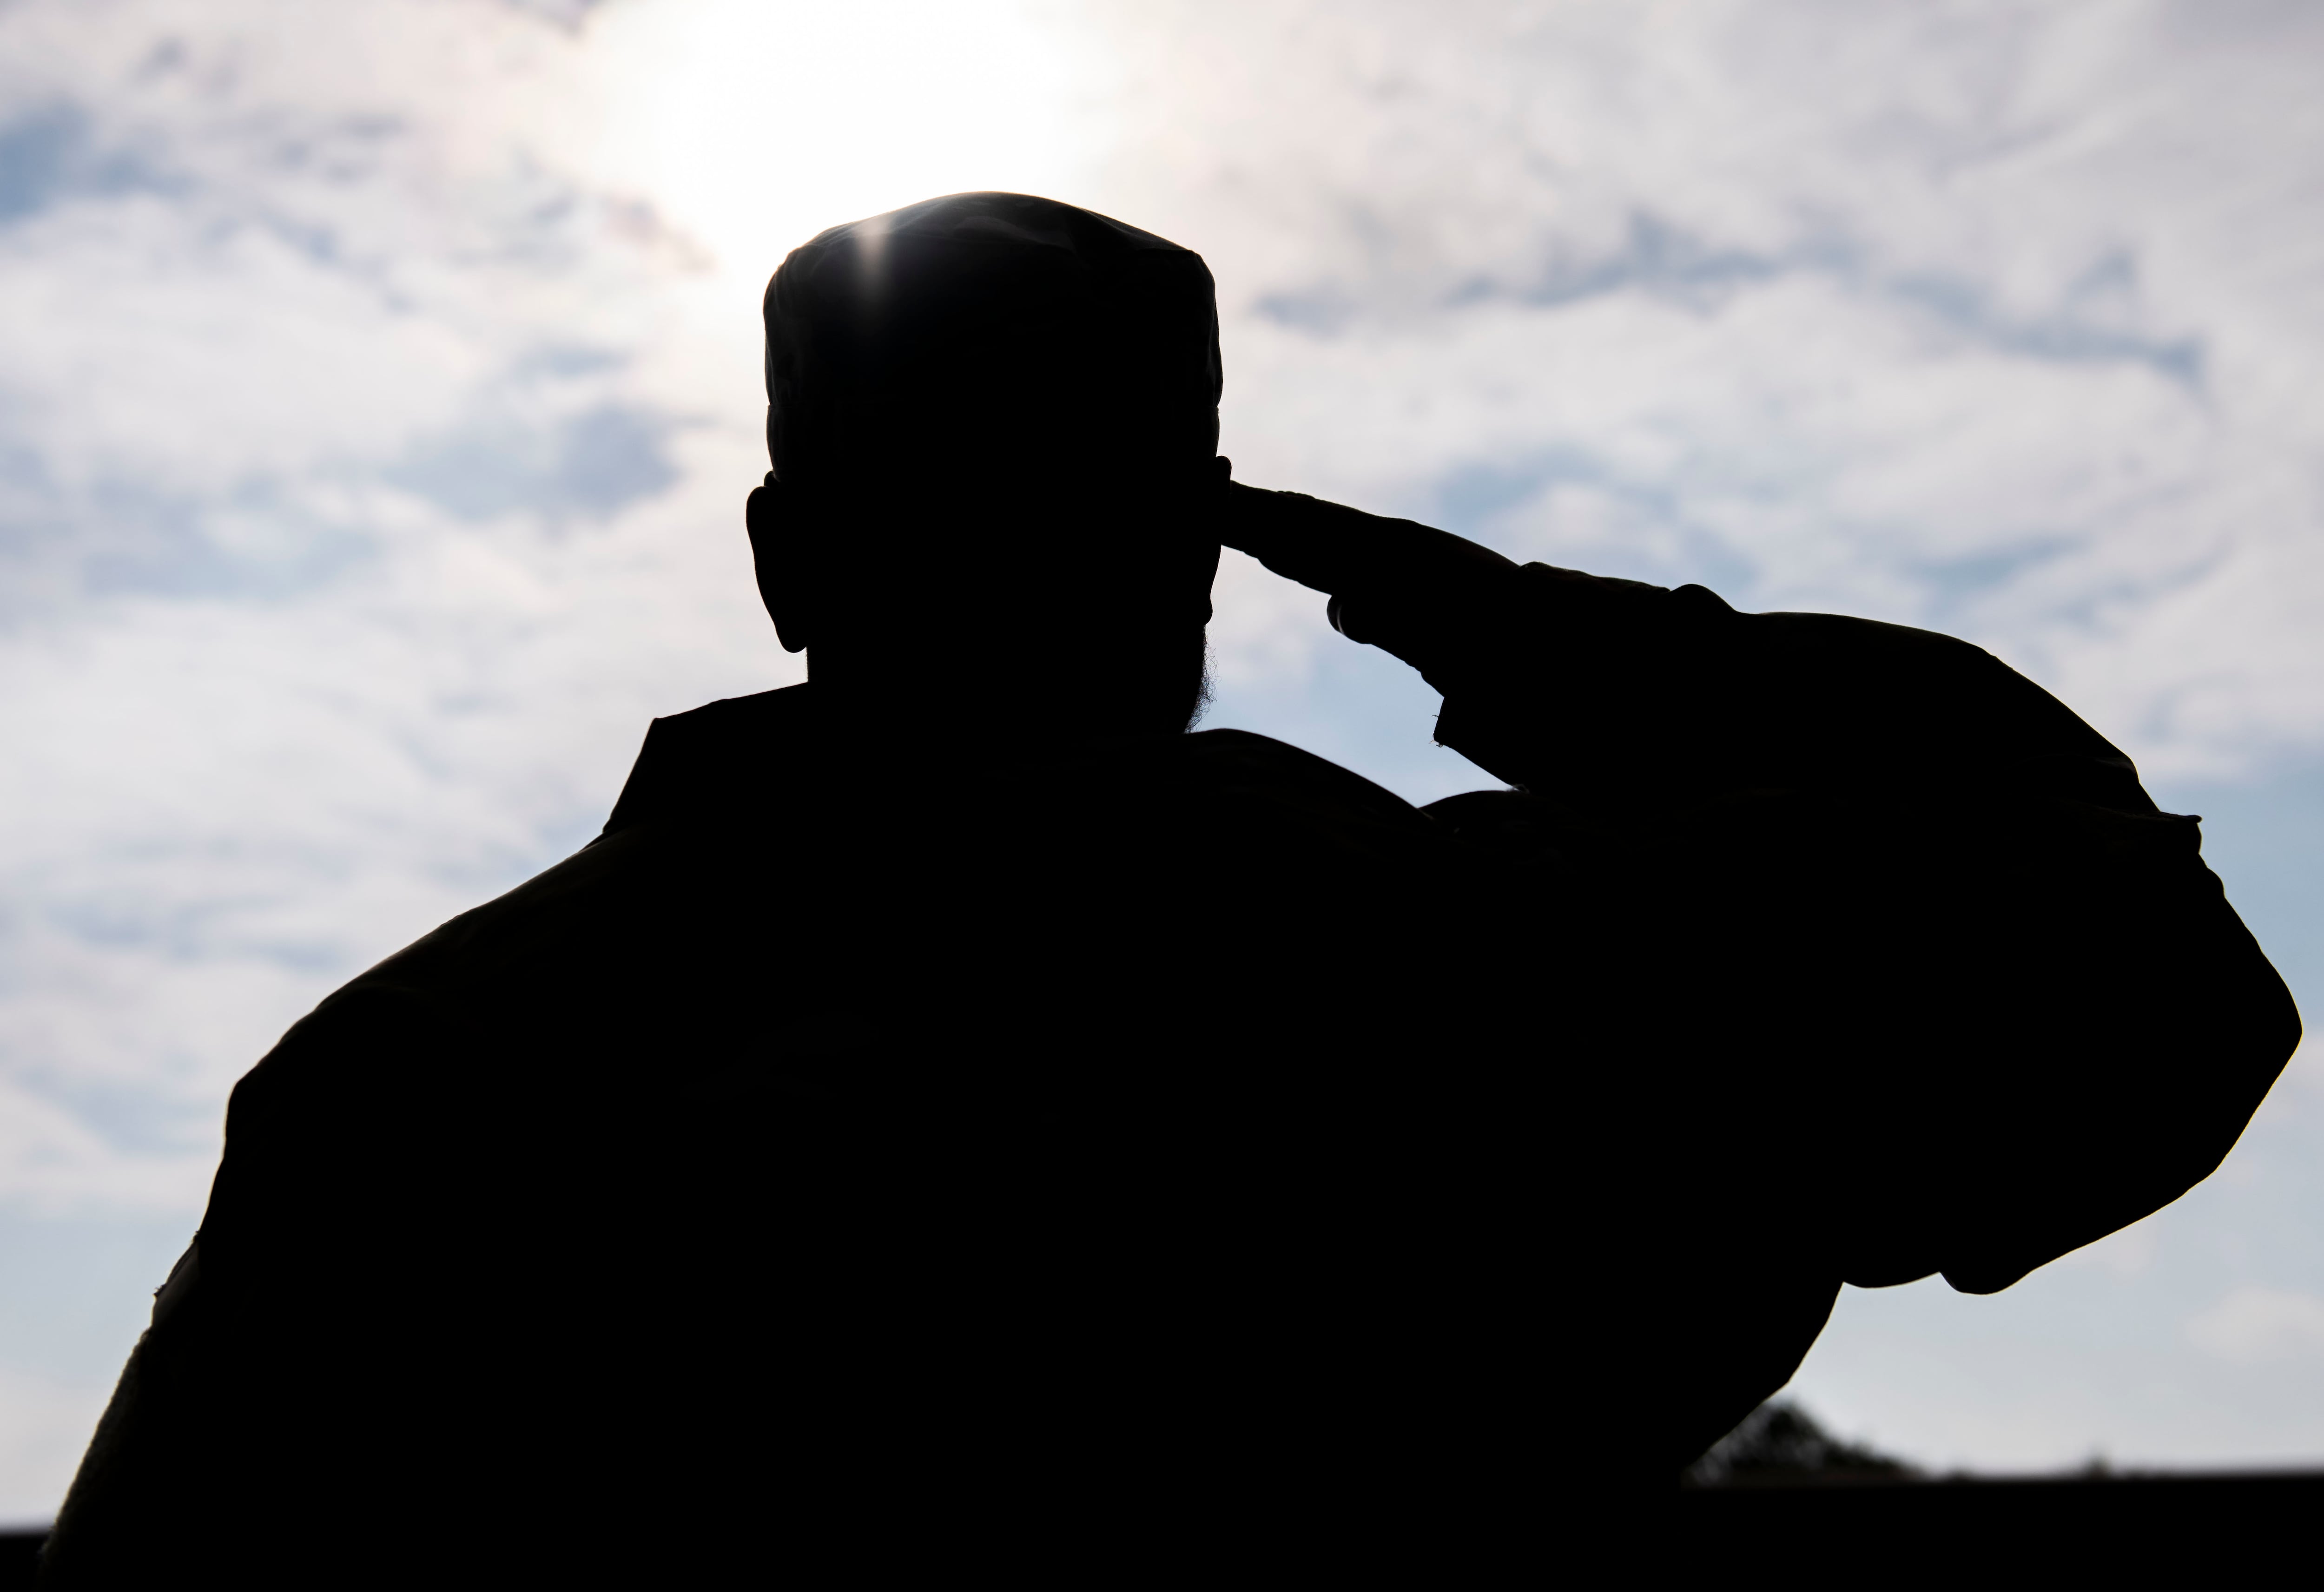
[1210,458,1519,667]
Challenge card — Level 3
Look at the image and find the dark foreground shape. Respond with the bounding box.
[0,1534,39,1592]
[1679,1472,2324,1574]
[38,193,2301,1580]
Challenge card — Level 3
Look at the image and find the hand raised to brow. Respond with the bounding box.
[1212,460,1519,653]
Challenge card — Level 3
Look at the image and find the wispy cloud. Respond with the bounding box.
[2188,1287,2324,1365]
[1096,0,2324,774]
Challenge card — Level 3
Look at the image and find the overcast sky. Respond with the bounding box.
[4,0,2323,1520]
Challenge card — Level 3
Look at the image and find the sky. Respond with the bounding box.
[3,0,2324,1520]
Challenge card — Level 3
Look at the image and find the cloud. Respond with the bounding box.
[1092,0,2324,776]
[2186,1286,2324,1365]
[0,101,180,228]
[390,401,682,524]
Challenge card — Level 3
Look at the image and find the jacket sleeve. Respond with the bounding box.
[36,980,469,1585]
[1386,558,2300,1296]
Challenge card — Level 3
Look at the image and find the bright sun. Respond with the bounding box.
[572,0,1097,290]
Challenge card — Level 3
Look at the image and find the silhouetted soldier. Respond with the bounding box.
[41,193,2299,1582]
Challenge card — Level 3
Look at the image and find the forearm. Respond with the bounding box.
[1228,480,2299,1292]
[1227,482,2151,821]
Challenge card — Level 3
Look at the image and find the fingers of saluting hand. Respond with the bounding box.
[1215,477,1347,591]
[1214,464,1517,605]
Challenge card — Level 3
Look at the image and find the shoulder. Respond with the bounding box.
[284,688,827,1045]
[603,683,819,834]
[1007,727,1505,895]
[1174,728,1426,821]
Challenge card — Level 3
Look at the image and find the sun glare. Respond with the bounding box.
[573,0,1096,290]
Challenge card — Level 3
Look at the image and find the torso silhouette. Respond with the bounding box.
[41,566,2297,1581]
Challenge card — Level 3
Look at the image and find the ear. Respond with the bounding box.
[745,475,814,654]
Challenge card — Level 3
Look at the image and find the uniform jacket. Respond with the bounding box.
[41,565,2297,1581]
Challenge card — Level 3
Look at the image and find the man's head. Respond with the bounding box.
[746,192,1226,736]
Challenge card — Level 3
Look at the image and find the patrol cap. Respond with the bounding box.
[763,192,1221,486]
